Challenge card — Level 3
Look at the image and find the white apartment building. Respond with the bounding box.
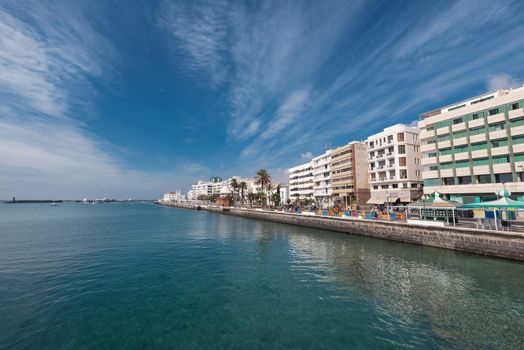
[163,190,185,202]
[288,162,314,201]
[313,150,333,206]
[419,85,524,203]
[367,124,423,204]
[187,180,213,200]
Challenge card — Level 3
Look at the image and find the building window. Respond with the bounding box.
[471,113,480,120]
[429,165,438,171]
[489,108,500,116]
[512,103,519,110]
[400,169,407,179]
[402,183,408,188]
[398,145,405,154]
[453,117,463,125]
[381,185,388,189]
[387,135,393,144]
[373,185,378,189]
[495,173,513,183]
[489,123,505,132]
[392,184,398,188]
[458,176,472,185]
[492,156,510,164]
[424,178,440,186]
[399,157,407,166]
[443,177,455,185]
[397,133,405,142]
[411,183,418,188]
[476,175,492,184]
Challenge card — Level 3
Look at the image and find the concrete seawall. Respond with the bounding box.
[158,203,524,261]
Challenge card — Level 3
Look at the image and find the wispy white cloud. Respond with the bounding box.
[0,1,194,199]
[300,152,313,161]
[487,73,522,91]
[158,0,230,86]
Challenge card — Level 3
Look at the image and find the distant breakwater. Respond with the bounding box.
[157,202,524,262]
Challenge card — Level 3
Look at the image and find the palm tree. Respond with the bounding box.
[247,192,257,207]
[239,181,247,205]
[230,178,239,204]
[255,169,271,207]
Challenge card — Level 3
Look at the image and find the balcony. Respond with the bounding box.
[438,140,452,148]
[491,146,509,157]
[468,118,485,128]
[513,143,524,153]
[489,129,507,140]
[492,163,511,173]
[420,129,434,140]
[455,167,471,176]
[451,123,466,132]
[453,137,468,146]
[436,127,449,136]
[439,154,452,162]
[469,134,486,143]
[471,149,488,158]
[508,108,524,120]
[487,112,506,124]
[472,165,490,175]
[421,170,438,179]
[440,169,453,177]
[454,152,469,161]
[511,125,524,137]
[421,157,437,166]
[421,143,436,152]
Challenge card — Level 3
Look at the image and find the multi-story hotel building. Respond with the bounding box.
[419,85,524,203]
[329,141,370,208]
[312,150,333,206]
[288,162,314,201]
[367,124,423,204]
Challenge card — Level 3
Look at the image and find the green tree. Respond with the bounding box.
[255,169,271,207]
[239,181,247,205]
[230,178,239,204]
[247,192,257,207]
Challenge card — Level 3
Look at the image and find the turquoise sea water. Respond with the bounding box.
[0,203,523,349]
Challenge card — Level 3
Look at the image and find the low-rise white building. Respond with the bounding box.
[163,190,185,202]
[288,162,314,201]
[366,124,422,204]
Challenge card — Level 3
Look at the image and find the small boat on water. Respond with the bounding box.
[51,203,58,206]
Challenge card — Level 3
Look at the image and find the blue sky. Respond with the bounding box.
[1,0,524,199]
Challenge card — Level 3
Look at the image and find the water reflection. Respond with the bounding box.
[286,229,524,349]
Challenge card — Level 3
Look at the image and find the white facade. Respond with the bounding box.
[163,190,185,202]
[279,185,290,205]
[312,150,333,205]
[288,162,314,200]
[187,180,213,200]
[366,124,422,204]
[419,85,524,203]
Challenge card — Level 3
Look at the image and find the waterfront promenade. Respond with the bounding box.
[158,202,524,261]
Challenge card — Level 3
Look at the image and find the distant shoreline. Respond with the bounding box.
[4,200,64,204]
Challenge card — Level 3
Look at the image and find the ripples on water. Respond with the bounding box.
[0,203,523,349]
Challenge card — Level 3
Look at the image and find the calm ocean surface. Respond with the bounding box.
[0,203,523,349]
